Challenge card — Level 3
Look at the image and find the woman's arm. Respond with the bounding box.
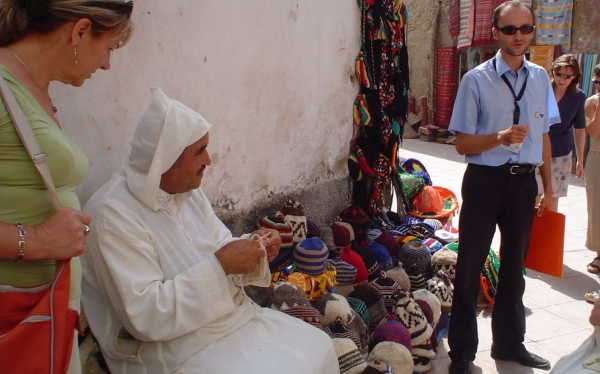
[0,208,90,261]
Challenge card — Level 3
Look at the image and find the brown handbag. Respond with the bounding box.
[0,76,80,374]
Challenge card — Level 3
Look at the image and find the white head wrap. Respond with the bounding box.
[124,88,212,210]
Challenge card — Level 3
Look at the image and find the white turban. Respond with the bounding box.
[124,88,212,210]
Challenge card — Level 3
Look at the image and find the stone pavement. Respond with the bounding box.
[397,138,596,374]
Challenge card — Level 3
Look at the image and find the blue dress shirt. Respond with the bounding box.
[449,50,560,166]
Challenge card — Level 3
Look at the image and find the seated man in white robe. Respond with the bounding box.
[81,88,339,374]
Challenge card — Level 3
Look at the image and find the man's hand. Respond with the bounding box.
[498,124,529,144]
[215,239,265,275]
[252,228,281,262]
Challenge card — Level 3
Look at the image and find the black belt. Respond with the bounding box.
[496,163,536,175]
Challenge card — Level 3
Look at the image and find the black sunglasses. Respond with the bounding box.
[593,80,600,85]
[496,25,535,35]
[554,72,575,80]
[86,0,134,18]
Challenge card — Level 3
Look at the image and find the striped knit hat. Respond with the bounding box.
[332,338,367,374]
[346,297,370,328]
[282,306,324,330]
[328,258,357,297]
[326,324,362,352]
[339,247,368,284]
[293,237,329,275]
[370,320,412,352]
[369,272,400,313]
[257,216,293,249]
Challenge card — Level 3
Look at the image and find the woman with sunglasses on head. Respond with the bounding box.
[584,65,600,278]
[535,54,587,214]
[0,0,133,372]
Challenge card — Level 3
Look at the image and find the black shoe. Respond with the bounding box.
[449,359,472,374]
[491,349,551,370]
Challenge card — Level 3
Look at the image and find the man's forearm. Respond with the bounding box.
[455,132,501,155]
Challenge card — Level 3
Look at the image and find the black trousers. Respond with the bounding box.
[448,163,538,361]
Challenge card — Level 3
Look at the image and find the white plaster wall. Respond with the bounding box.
[50,0,360,214]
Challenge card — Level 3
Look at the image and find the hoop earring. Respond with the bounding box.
[74,46,78,66]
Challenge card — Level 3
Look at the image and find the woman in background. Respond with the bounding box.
[536,54,587,214]
[585,65,600,276]
[0,1,133,372]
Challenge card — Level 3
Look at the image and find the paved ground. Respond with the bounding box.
[397,138,596,374]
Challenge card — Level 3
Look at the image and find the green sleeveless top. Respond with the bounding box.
[0,65,88,299]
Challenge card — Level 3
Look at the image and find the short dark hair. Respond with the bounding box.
[493,0,534,28]
[595,64,600,77]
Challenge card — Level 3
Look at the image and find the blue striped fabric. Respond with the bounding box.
[535,0,574,53]
[574,54,600,97]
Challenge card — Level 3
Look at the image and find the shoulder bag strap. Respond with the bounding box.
[0,77,61,210]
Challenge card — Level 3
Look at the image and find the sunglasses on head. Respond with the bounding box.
[86,0,134,18]
[554,72,575,80]
[593,80,600,85]
[496,25,535,35]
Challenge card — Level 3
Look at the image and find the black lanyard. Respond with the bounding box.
[493,57,528,125]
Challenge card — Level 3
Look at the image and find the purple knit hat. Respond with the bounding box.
[370,320,412,353]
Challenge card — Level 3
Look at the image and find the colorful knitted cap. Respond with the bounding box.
[351,244,379,281]
[339,247,368,284]
[368,242,393,272]
[398,241,432,276]
[331,222,352,248]
[346,296,370,328]
[328,258,357,286]
[257,216,293,249]
[421,238,444,255]
[293,237,329,275]
[339,204,370,246]
[369,272,400,313]
[371,320,412,353]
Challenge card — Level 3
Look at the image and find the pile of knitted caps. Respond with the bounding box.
[247,199,463,374]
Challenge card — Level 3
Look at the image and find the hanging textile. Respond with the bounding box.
[435,47,459,128]
[456,0,474,51]
[535,0,574,53]
[472,0,494,47]
[351,0,410,216]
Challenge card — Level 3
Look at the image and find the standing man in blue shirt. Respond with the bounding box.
[447,2,560,373]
